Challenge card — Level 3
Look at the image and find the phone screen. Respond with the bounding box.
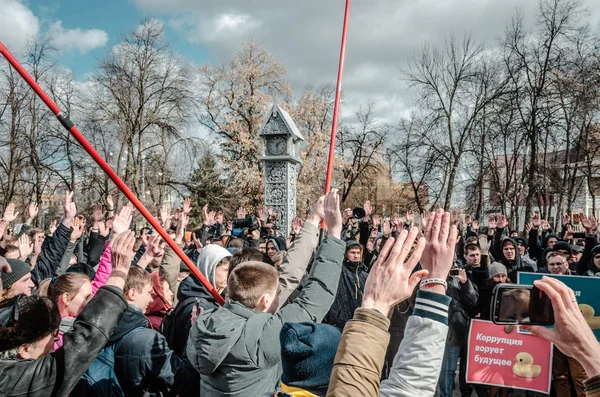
[449,269,460,276]
[493,284,554,326]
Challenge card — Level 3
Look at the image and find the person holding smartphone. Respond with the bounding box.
[546,252,588,397]
[437,266,478,397]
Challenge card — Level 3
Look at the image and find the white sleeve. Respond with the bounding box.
[379,290,451,397]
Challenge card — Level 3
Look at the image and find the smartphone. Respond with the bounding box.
[449,268,460,276]
[573,232,586,239]
[492,283,554,326]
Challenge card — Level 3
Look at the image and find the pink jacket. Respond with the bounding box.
[54,244,112,350]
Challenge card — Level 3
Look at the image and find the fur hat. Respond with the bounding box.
[0,295,60,352]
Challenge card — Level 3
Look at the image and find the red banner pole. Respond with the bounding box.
[0,41,225,305]
[321,0,351,229]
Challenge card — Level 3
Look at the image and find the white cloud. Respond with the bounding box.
[132,0,600,125]
[0,0,40,55]
[48,21,108,54]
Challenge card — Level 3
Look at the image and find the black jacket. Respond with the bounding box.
[325,259,368,330]
[111,305,197,397]
[493,232,535,282]
[446,276,478,345]
[31,223,72,284]
[169,274,219,357]
[0,286,127,397]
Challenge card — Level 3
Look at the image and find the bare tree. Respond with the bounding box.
[403,34,507,209]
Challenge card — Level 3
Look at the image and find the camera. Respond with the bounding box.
[231,215,260,237]
[352,207,366,219]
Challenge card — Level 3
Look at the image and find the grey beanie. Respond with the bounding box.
[1,258,31,290]
[489,262,508,279]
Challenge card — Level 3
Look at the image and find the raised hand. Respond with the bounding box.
[70,216,86,242]
[541,219,550,231]
[565,225,574,241]
[160,204,172,227]
[391,213,401,228]
[203,205,216,227]
[176,211,190,244]
[307,196,326,225]
[62,191,77,227]
[191,232,203,250]
[478,235,490,255]
[421,210,431,230]
[382,220,392,236]
[406,210,415,224]
[455,268,468,284]
[18,234,33,261]
[372,214,382,228]
[26,202,39,224]
[323,189,343,239]
[362,225,427,315]
[268,206,280,222]
[49,219,58,235]
[138,234,167,268]
[525,223,532,235]
[522,277,600,379]
[258,208,268,224]
[291,217,303,234]
[182,198,192,215]
[93,203,104,222]
[496,215,508,229]
[0,219,7,240]
[112,206,133,236]
[581,214,598,233]
[3,203,19,223]
[342,208,353,225]
[488,215,496,230]
[562,214,571,226]
[450,210,459,226]
[106,194,114,211]
[531,213,541,228]
[472,219,479,232]
[363,200,373,220]
[420,209,459,293]
[216,211,224,225]
[108,230,137,289]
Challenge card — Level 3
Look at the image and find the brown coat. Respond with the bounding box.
[326,308,390,397]
[585,374,600,397]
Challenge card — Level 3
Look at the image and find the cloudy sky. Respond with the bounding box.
[1,0,599,125]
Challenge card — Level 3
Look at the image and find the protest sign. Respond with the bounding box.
[466,319,553,393]
[518,273,600,341]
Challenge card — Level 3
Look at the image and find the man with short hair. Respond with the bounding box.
[187,190,345,397]
[91,266,198,396]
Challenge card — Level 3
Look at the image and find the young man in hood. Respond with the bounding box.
[186,190,345,397]
[514,237,537,271]
[165,244,231,357]
[325,240,369,330]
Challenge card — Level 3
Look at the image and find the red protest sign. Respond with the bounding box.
[466,319,553,394]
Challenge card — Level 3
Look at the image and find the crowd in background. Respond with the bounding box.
[0,191,599,397]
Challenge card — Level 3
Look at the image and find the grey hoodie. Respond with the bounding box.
[196,244,232,288]
[187,235,345,397]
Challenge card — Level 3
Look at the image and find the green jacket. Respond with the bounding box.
[187,235,345,397]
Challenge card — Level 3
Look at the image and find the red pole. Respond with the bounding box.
[324,0,351,196]
[0,41,225,305]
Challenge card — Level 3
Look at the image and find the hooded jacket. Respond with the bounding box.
[325,241,368,331]
[0,286,127,397]
[106,305,197,397]
[494,233,534,282]
[146,272,173,330]
[187,235,345,397]
[168,245,231,356]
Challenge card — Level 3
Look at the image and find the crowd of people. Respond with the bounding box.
[0,190,599,397]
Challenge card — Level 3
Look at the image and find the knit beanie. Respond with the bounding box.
[592,245,600,257]
[552,241,572,257]
[489,262,508,279]
[0,295,60,351]
[1,259,31,290]
[280,322,342,394]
